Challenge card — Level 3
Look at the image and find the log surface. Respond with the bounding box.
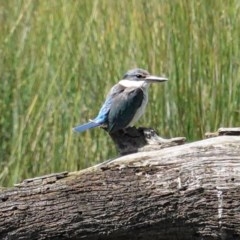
[1,136,240,240]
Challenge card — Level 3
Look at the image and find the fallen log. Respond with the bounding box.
[0,128,240,240]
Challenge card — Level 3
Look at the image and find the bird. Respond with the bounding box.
[73,68,168,134]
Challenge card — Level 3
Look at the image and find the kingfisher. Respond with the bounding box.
[73,68,167,133]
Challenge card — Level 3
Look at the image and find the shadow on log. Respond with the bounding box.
[0,128,240,240]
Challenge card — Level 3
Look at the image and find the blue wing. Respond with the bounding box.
[73,84,125,133]
[93,84,125,123]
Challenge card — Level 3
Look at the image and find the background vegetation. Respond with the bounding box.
[0,0,240,186]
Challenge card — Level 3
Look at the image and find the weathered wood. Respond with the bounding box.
[205,127,240,138]
[108,127,186,155]
[1,136,240,240]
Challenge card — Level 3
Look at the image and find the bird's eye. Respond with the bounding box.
[136,74,143,78]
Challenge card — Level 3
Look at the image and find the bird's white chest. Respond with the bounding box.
[128,89,148,127]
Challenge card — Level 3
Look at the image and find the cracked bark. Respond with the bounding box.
[0,128,240,240]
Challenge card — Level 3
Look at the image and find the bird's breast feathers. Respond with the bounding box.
[127,88,148,127]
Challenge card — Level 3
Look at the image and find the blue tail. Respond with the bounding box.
[73,121,101,133]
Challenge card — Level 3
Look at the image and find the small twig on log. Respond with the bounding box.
[205,127,240,138]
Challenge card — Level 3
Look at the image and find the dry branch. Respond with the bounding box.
[0,129,240,240]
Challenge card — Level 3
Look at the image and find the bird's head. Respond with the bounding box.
[120,68,167,88]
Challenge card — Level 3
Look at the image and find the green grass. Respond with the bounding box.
[0,0,240,186]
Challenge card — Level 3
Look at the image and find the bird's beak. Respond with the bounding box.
[145,75,168,83]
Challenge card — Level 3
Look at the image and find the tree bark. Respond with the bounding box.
[107,127,185,155]
[1,134,240,240]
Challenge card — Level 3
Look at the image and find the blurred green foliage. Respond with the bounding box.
[0,0,240,186]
